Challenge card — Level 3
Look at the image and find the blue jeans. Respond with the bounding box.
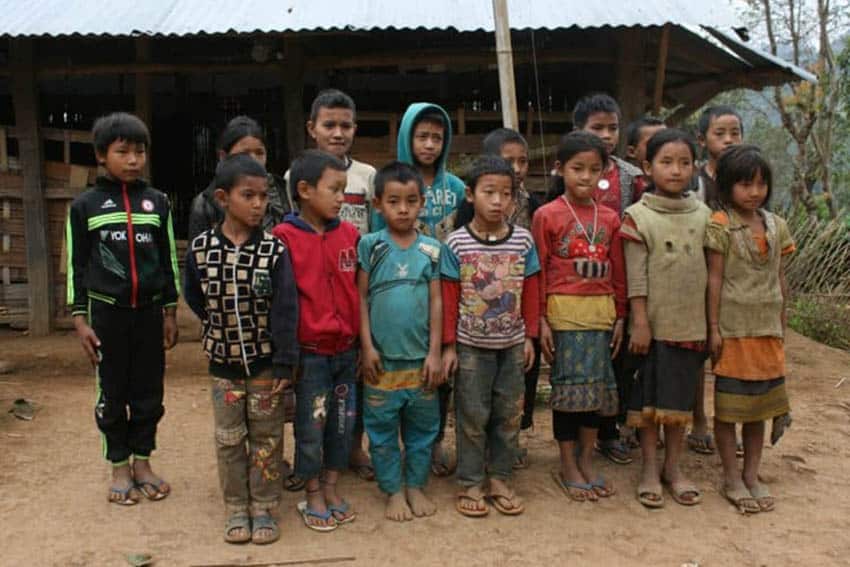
[294,348,357,480]
[455,343,525,487]
[364,383,439,495]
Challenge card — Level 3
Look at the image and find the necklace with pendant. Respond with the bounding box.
[561,195,598,253]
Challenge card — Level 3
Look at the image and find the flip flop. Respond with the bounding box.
[748,482,775,512]
[456,487,489,517]
[636,481,664,509]
[108,482,139,506]
[687,432,716,455]
[284,473,306,492]
[135,479,170,501]
[551,470,597,502]
[431,452,456,477]
[736,441,745,458]
[722,484,760,514]
[296,501,338,532]
[662,477,702,506]
[488,488,524,515]
[595,440,633,465]
[589,477,616,498]
[327,500,357,525]
[771,413,792,445]
[251,514,280,545]
[223,513,251,544]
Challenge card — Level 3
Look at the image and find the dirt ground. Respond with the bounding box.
[1,309,850,567]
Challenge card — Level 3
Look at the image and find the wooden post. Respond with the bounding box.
[282,38,305,162]
[135,38,152,180]
[457,106,466,135]
[0,127,7,171]
[653,24,671,114]
[492,0,519,129]
[10,39,52,335]
[388,113,398,154]
[615,28,648,152]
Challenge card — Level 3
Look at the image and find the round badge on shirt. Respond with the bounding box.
[597,179,610,191]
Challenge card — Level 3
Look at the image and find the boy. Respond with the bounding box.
[287,89,377,482]
[688,105,744,456]
[374,102,466,477]
[273,150,360,532]
[624,116,666,169]
[66,112,179,505]
[441,155,540,517]
[482,128,541,468]
[572,93,644,465]
[184,154,298,544]
[359,161,443,522]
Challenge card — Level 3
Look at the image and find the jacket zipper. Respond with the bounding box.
[232,245,251,376]
[121,184,139,308]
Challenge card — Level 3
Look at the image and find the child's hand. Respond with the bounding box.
[73,316,101,367]
[442,344,458,381]
[628,321,651,355]
[361,346,383,385]
[423,351,443,390]
[709,327,723,365]
[271,378,291,395]
[162,310,178,350]
[540,319,554,364]
[610,319,625,359]
[523,338,535,372]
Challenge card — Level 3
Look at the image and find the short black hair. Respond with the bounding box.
[715,144,773,208]
[645,128,698,164]
[572,93,621,130]
[413,110,446,131]
[310,89,356,122]
[214,153,268,192]
[482,128,528,155]
[218,116,266,154]
[466,155,516,194]
[289,149,347,202]
[92,112,150,154]
[373,161,424,199]
[626,116,665,148]
[698,105,744,136]
[545,131,609,201]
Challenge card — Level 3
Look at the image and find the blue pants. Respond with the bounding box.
[294,348,357,480]
[364,383,439,495]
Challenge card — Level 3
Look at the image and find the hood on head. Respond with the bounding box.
[397,102,453,177]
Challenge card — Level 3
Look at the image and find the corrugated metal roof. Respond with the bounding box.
[703,27,818,83]
[0,0,739,37]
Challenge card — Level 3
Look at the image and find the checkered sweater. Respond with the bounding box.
[183,228,299,379]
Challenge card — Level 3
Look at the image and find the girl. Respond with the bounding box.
[188,115,294,241]
[621,129,711,508]
[706,145,794,514]
[532,131,626,502]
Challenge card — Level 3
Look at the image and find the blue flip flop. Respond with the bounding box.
[327,500,357,525]
[551,470,596,502]
[296,501,337,532]
[589,477,616,497]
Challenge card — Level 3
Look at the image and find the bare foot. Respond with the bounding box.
[406,487,436,517]
[386,492,413,522]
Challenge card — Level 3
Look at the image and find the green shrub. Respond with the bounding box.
[788,294,850,351]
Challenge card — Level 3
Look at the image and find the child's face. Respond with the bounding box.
[581,112,619,156]
[500,142,529,186]
[411,121,445,169]
[701,114,742,160]
[298,167,347,222]
[627,125,666,166]
[97,139,147,183]
[466,173,513,225]
[731,171,769,213]
[225,136,268,167]
[308,107,356,160]
[215,175,269,229]
[557,150,604,203]
[644,140,694,197]
[374,180,423,234]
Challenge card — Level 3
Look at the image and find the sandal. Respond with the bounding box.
[284,473,305,492]
[327,500,357,525]
[589,477,616,498]
[636,481,664,509]
[488,486,524,515]
[223,513,251,544]
[595,440,633,465]
[431,449,455,477]
[251,513,280,545]
[687,432,716,455]
[296,501,337,532]
[748,482,775,512]
[455,486,489,517]
[722,484,760,514]
[551,470,597,502]
[108,482,139,506]
[771,413,792,445]
[661,476,702,506]
[135,479,170,501]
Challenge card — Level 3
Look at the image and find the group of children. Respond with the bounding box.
[66,88,794,544]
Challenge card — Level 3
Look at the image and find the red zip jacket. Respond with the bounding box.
[273,214,360,355]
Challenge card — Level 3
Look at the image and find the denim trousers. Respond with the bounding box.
[294,348,357,480]
[454,343,525,487]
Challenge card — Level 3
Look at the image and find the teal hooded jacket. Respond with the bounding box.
[371,103,466,241]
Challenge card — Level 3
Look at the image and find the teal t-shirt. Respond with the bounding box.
[358,230,441,363]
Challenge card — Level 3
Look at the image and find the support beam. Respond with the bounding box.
[10,39,52,335]
[135,38,152,180]
[653,24,671,114]
[615,28,648,152]
[282,38,305,162]
[492,0,519,129]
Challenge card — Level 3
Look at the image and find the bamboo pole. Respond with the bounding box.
[492,0,519,129]
[653,24,671,114]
